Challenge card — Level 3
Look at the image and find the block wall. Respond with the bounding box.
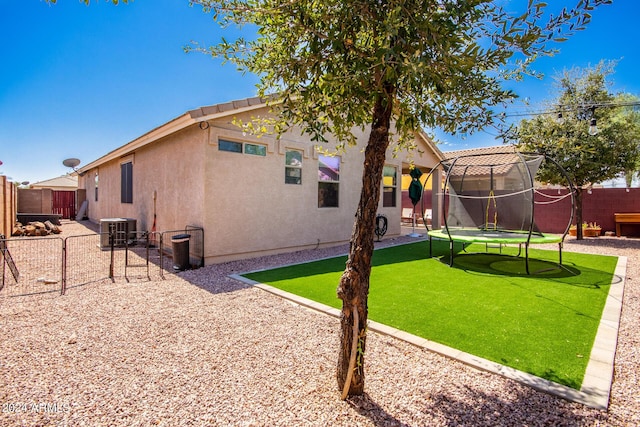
[403,187,640,237]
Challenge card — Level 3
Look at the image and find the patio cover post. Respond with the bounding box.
[431,168,441,230]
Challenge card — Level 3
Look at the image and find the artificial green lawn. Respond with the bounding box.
[243,240,618,389]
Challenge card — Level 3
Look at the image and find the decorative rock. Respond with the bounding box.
[10,220,63,236]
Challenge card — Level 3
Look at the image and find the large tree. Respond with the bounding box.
[189,0,610,396]
[514,61,640,239]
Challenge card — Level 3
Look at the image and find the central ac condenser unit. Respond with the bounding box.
[99,218,137,248]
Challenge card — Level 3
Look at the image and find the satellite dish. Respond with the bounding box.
[63,158,81,168]
[21,181,29,186]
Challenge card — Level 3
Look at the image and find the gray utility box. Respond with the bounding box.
[100,218,137,248]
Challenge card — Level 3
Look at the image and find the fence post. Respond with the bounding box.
[1,234,5,292]
[159,232,164,279]
[109,229,115,279]
[61,237,67,295]
[145,231,150,273]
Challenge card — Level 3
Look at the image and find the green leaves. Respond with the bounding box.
[189,0,612,147]
[47,0,128,4]
[515,61,640,188]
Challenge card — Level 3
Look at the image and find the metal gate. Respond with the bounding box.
[53,190,76,219]
[1,236,64,297]
[1,226,204,298]
[63,233,112,293]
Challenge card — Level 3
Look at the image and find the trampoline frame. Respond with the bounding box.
[421,151,575,274]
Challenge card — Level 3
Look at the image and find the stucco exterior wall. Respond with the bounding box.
[203,117,361,261]
[81,126,206,233]
[199,112,440,263]
[77,104,441,264]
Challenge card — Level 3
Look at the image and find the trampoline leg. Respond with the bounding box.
[449,240,454,267]
[525,244,530,275]
[559,242,563,266]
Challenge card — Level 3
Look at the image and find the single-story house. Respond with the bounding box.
[76,97,444,264]
[30,175,78,191]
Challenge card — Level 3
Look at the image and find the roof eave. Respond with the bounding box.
[77,97,269,174]
[188,96,268,121]
[77,113,195,173]
[416,130,446,162]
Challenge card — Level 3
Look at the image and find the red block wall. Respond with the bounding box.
[402,188,640,236]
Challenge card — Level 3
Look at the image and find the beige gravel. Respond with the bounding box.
[1,221,638,426]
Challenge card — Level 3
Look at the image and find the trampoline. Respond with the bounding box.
[420,149,575,274]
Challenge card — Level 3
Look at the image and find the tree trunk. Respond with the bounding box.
[575,187,583,240]
[625,171,634,188]
[336,93,393,397]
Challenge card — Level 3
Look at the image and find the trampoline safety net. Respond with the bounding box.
[443,151,545,237]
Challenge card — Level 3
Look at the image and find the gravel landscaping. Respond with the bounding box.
[1,221,638,426]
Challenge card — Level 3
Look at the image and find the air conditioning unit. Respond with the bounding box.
[99,218,137,248]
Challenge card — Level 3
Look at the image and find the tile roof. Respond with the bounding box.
[442,145,537,177]
[31,174,78,189]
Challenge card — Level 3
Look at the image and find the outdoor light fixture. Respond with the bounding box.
[588,107,598,136]
[525,101,640,136]
[199,121,210,130]
[588,117,598,136]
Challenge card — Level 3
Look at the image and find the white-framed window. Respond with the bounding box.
[318,155,340,208]
[285,149,303,184]
[382,165,397,207]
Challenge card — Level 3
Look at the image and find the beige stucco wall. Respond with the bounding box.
[198,111,440,263]
[202,117,363,262]
[81,125,207,233]
[78,107,441,264]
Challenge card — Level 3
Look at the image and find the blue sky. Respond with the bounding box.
[1,0,638,184]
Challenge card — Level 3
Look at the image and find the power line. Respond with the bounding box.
[502,100,640,118]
